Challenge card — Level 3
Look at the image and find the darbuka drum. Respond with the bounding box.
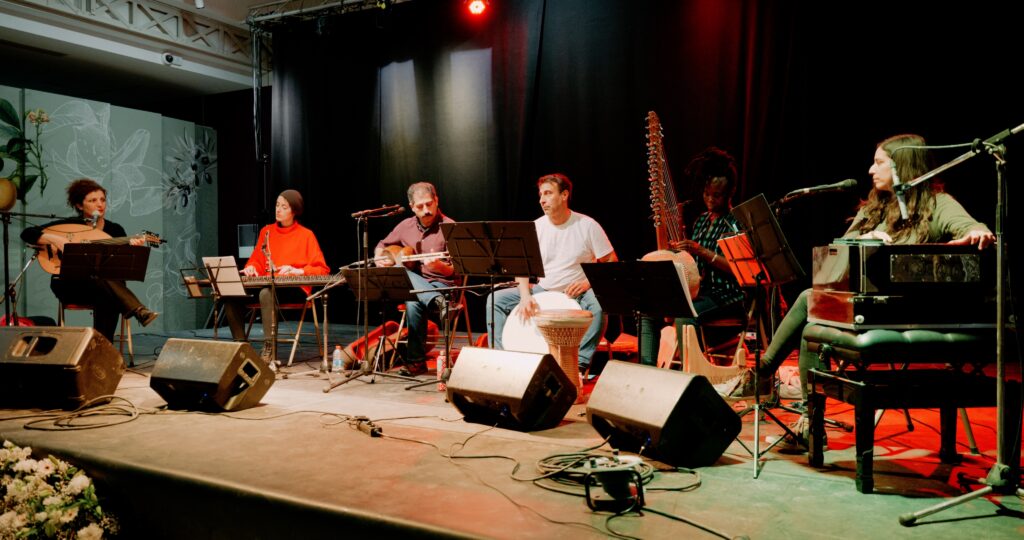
[502,291,582,354]
[533,309,593,396]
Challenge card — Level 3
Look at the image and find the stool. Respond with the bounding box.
[58,302,134,367]
[803,324,995,493]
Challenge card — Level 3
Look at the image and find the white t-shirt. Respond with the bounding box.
[535,211,614,291]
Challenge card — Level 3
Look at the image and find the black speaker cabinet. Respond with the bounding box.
[446,346,577,431]
[0,326,125,409]
[586,361,740,468]
[150,339,274,411]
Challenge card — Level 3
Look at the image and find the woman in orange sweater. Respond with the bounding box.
[225,190,329,364]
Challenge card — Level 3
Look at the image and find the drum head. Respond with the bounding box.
[502,291,582,354]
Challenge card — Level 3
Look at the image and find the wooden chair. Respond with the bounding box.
[58,302,134,367]
[389,279,474,370]
[245,298,323,367]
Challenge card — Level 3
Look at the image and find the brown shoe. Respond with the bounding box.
[133,307,159,327]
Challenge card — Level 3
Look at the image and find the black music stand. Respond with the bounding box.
[441,221,544,346]
[582,260,697,363]
[61,243,150,281]
[325,267,419,391]
[725,193,804,478]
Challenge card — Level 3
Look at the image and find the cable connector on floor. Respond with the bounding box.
[356,418,382,437]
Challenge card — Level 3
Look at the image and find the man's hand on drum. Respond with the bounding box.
[563,278,590,298]
[517,294,540,322]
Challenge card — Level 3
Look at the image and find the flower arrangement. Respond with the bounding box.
[0,441,118,539]
[0,98,51,203]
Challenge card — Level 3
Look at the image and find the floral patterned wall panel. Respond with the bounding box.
[161,118,218,330]
[1,85,217,332]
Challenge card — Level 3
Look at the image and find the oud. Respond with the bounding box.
[34,223,164,275]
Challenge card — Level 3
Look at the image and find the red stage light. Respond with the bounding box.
[466,0,487,16]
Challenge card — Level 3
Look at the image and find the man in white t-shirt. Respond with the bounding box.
[486,173,617,372]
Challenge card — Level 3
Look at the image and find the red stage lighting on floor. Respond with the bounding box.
[466,0,488,16]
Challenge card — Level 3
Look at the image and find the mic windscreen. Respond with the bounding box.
[837,179,858,189]
[394,207,406,214]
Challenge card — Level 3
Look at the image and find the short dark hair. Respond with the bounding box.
[537,173,572,201]
[66,178,105,211]
[407,182,437,203]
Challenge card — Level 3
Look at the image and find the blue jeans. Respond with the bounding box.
[403,270,445,364]
[485,285,604,368]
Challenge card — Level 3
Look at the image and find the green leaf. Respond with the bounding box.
[0,99,20,129]
[0,123,19,139]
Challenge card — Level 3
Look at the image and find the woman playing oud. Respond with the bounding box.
[21,178,158,342]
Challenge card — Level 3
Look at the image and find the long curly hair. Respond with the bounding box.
[849,134,943,242]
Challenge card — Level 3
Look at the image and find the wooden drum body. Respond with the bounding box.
[502,291,581,354]
[533,309,593,393]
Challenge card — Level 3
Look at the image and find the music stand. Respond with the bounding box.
[202,256,248,299]
[725,193,804,478]
[582,260,697,363]
[61,244,150,281]
[325,267,419,391]
[441,221,544,346]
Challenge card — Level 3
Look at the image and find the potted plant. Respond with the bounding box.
[0,97,50,206]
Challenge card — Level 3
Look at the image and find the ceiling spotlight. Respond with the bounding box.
[466,0,488,16]
[195,0,205,8]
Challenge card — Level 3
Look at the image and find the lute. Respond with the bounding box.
[34,223,164,275]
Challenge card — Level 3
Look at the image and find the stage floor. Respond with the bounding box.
[1,325,1021,539]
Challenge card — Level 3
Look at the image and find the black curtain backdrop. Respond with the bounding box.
[259,0,1020,323]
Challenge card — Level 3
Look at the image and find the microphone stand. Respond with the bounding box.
[898,124,1024,526]
[263,230,279,371]
[2,209,61,325]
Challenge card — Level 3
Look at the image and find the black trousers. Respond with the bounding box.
[51,277,143,342]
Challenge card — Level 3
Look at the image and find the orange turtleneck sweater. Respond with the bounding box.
[244,222,329,276]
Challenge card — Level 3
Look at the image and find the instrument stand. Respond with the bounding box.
[582,259,698,363]
[325,267,419,392]
[721,194,805,478]
[280,275,345,379]
[896,126,1023,525]
[440,221,544,349]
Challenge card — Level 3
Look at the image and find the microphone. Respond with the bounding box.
[383,207,406,217]
[890,160,909,221]
[785,179,858,198]
[90,210,100,229]
[262,229,275,273]
[351,204,402,219]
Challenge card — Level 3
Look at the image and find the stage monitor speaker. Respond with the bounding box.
[446,346,577,431]
[150,338,273,412]
[586,360,740,468]
[0,326,125,410]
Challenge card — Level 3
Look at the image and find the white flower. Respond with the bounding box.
[77,522,104,540]
[35,511,48,522]
[0,510,27,531]
[67,474,91,495]
[60,506,79,524]
[35,459,55,478]
[12,458,37,473]
[43,494,65,506]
